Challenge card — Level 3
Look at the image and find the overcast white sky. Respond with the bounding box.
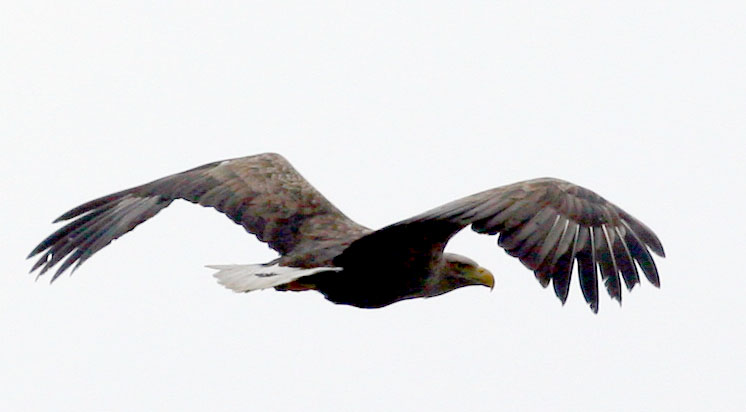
[2,2,745,411]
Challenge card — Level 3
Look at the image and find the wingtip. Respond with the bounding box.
[620,213,666,258]
[590,301,599,314]
[657,245,666,258]
[50,267,67,283]
[643,266,661,288]
[53,209,78,223]
[649,240,665,258]
[27,244,47,259]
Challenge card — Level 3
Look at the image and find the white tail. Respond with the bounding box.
[207,263,342,293]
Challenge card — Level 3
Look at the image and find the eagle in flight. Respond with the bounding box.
[29,153,665,312]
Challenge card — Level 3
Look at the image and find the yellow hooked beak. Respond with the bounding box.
[475,266,495,291]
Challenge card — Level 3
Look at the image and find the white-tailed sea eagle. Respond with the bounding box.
[29,153,665,312]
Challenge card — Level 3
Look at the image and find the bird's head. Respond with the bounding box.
[428,253,495,297]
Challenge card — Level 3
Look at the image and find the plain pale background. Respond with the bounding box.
[2,2,744,411]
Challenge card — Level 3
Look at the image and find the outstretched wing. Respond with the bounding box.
[29,153,365,281]
[384,178,665,312]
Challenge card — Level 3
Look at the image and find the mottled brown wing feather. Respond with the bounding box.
[387,178,665,313]
[29,153,365,281]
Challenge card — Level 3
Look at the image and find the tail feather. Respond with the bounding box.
[207,263,341,293]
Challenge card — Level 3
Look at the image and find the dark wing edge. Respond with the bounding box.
[399,178,665,313]
[28,153,365,281]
